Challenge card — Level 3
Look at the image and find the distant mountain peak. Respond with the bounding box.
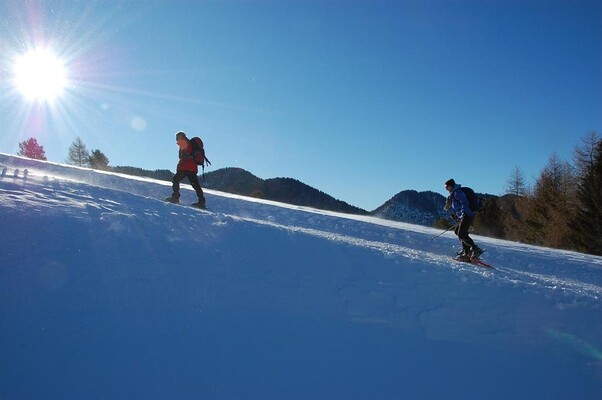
[204,168,367,215]
[372,189,449,226]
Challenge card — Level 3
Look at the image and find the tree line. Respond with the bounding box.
[16,132,602,255]
[17,136,109,170]
[469,131,601,256]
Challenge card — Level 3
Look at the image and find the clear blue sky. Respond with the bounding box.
[1,0,600,210]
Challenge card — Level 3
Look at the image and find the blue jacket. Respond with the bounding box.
[450,184,475,219]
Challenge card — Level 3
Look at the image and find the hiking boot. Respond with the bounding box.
[471,246,485,259]
[190,201,206,209]
[456,247,471,257]
[164,195,180,204]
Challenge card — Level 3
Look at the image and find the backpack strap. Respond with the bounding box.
[186,140,194,159]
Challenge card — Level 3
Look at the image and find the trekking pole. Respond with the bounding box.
[431,223,457,240]
[431,209,459,240]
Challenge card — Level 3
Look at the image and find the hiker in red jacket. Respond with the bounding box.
[165,131,206,208]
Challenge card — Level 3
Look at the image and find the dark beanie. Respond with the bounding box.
[175,131,187,139]
[445,178,456,187]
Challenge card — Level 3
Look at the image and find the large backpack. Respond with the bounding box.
[460,187,484,213]
[189,137,211,171]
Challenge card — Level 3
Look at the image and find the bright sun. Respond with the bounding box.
[12,48,68,103]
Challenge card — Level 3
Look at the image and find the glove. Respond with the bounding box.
[444,196,452,211]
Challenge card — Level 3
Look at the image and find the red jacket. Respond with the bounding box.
[177,141,198,173]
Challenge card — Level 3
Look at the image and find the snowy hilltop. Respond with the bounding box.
[1,153,601,399]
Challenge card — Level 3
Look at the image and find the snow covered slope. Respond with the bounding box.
[1,154,601,399]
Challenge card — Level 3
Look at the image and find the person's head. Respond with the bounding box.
[175,131,188,147]
[445,178,456,192]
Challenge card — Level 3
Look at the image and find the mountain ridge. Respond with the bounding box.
[203,167,368,216]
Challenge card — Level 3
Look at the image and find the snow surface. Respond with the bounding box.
[1,153,602,399]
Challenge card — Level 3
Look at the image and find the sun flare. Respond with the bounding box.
[11,48,68,103]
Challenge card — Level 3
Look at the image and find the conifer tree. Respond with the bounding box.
[526,153,577,249]
[67,137,90,167]
[89,149,109,170]
[574,131,600,179]
[504,166,527,196]
[17,138,47,160]
[572,141,602,255]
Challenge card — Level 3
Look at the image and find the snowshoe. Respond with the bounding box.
[455,254,472,262]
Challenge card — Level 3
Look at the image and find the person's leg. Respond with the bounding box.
[168,171,187,201]
[459,215,483,257]
[457,215,476,251]
[454,224,469,255]
[186,172,206,205]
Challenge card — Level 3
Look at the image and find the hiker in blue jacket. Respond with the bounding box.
[444,178,483,260]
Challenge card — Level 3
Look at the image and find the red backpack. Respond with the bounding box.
[190,137,211,172]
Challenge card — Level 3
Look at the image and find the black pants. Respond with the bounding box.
[172,171,205,201]
[455,215,476,251]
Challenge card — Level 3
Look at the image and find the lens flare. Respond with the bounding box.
[11,48,68,103]
[547,329,602,361]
